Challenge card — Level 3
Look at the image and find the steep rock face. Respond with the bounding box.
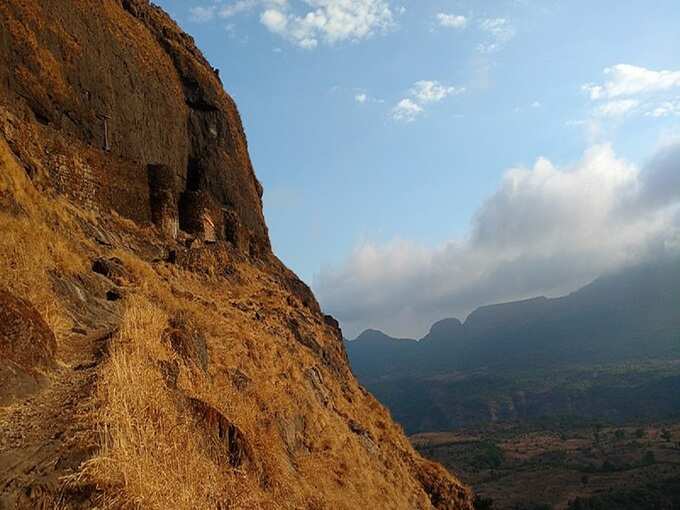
[0,2,473,509]
[0,0,269,255]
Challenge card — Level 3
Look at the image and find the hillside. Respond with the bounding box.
[413,422,680,510]
[346,258,680,432]
[0,1,473,508]
[349,257,680,378]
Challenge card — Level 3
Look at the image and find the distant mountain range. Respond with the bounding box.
[346,256,680,433]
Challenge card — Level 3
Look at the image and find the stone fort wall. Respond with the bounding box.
[0,106,152,225]
[0,106,245,248]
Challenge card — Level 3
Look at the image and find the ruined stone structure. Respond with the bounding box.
[179,190,224,243]
[147,164,179,239]
[223,208,247,252]
[0,0,270,256]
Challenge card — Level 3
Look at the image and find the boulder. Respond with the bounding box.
[0,289,56,403]
[0,289,56,368]
[163,312,209,372]
[188,397,254,469]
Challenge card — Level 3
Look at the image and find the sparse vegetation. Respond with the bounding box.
[567,477,680,509]
[511,504,552,510]
[472,442,505,470]
[81,295,261,509]
[474,495,495,510]
[414,421,680,510]
[0,142,86,340]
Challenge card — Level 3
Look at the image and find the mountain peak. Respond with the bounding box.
[429,318,463,335]
[464,296,551,333]
[354,328,416,343]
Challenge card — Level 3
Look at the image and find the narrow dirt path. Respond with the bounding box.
[0,328,115,509]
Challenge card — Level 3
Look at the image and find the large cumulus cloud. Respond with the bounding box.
[314,142,680,338]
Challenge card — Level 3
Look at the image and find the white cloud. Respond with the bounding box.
[219,0,262,18]
[531,101,541,108]
[411,80,465,104]
[582,65,680,124]
[477,17,516,53]
[190,0,393,48]
[596,99,639,117]
[315,143,680,337]
[259,0,394,49]
[391,98,423,122]
[191,0,284,22]
[189,6,217,22]
[646,100,680,118]
[391,80,465,122]
[353,91,384,104]
[582,83,603,101]
[584,64,680,100]
[436,13,467,29]
[260,9,289,33]
[633,139,680,211]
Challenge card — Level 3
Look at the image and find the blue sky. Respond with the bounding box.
[156,0,680,337]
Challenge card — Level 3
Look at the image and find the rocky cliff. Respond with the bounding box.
[0,1,473,508]
[0,0,269,254]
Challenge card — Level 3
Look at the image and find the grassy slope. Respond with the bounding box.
[0,132,473,509]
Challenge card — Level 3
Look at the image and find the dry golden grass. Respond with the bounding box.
[81,295,266,509]
[0,215,77,335]
[0,132,472,509]
[0,137,87,342]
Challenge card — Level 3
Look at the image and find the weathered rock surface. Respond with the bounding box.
[0,289,56,404]
[164,312,210,372]
[188,397,255,469]
[0,289,56,369]
[0,0,269,255]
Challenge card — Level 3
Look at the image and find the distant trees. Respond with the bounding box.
[635,428,646,439]
[567,476,680,509]
[474,496,494,510]
[471,441,505,470]
[593,424,603,445]
[511,503,552,510]
[601,459,616,472]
